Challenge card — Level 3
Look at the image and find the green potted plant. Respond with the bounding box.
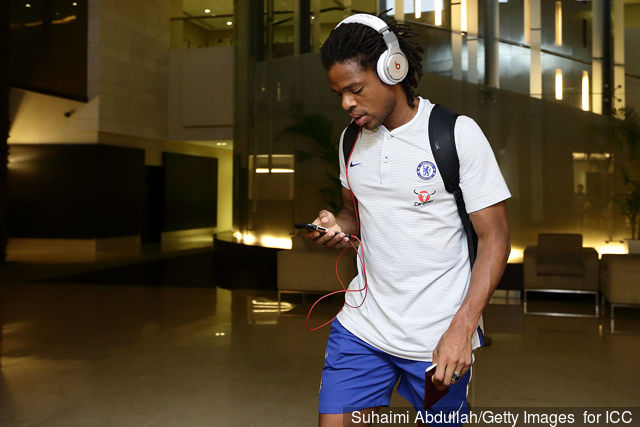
[279,114,343,212]
[590,108,640,252]
[613,172,640,253]
[611,109,640,253]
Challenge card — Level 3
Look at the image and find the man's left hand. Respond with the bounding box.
[431,323,473,390]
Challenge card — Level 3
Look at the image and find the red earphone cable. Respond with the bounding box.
[305,127,367,332]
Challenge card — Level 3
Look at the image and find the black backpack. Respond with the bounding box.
[341,104,479,268]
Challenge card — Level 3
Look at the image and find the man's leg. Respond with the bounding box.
[318,321,398,424]
[394,357,472,427]
[318,407,379,427]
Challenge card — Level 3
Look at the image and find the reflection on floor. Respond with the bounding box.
[1,271,639,426]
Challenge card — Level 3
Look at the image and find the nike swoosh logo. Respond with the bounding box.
[350,162,362,167]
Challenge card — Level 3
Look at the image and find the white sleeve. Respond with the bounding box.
[338,127,350,189]
[454,115,511,213]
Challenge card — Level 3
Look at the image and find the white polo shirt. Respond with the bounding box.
[336,97,511,361]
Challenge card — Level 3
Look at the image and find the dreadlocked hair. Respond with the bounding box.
[320,15,424,108]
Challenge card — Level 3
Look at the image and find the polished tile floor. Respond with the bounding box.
[0,275,639,426]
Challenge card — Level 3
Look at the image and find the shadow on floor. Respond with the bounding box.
[37,250,217,288]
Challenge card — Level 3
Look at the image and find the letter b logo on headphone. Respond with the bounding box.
[387,53,408,81]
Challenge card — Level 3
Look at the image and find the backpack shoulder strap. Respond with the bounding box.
[428,104,460,193]
[428,104,479,268]
[342,121,361,167]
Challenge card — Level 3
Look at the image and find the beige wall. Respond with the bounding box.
[8,89,99,144]
[169,47,234,141]
[96,0,170,140]
[214,146,233,232]
[10,0,172,145]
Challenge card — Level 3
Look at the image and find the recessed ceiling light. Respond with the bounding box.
[226,21,232,26]
[204,8,211,13]
[25,3,31,7]
[72,1,78,6]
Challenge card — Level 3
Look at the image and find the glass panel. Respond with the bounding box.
[171,1,234,48]
[247,153,295,235]
[571,153,615,245]
[240,0,640,253]
[540,52,590,110]
[624,3,640,114]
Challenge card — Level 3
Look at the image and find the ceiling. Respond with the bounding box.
[179,0,369,31]
[179,0,640,31]
[183,0,234,17]
[180,0,235,31]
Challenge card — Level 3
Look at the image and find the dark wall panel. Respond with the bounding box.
[163,153,217,232]
[142,165,164,243]
[8,144,145,238]
[10,0,88,100]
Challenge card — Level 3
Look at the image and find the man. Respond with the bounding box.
[308,14,511,427]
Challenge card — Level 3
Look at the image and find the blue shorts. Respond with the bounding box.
[319,320,471,426]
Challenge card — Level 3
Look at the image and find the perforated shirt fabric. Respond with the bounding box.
[336,97,511,361]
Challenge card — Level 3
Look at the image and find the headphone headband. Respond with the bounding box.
[335,14,388,33]
[333,14,408,86]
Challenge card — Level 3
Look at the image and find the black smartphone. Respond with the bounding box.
[424,364,449,409]
[293,223,354,240]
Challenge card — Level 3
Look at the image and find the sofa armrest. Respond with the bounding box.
[523,246,538,288]
[600,256,612,300]
[582,247,599,291]
[600,254,640,304]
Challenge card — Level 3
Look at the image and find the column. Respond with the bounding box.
[528,0,542,99]
[484,0,499,88]
[234,0,262,231]
[594,0,614,116]
[524,0,530,44]
[603,0,613,116]
[394,0,403,21]
[592,0,604,114]
[294,0,311,55]
[613,0,625,113]
[312,0,321,51]
[266,0,274,59]
[451,1,462,80]
[527,0,543,222]
[0,0,8,261]
[467,0,479,84]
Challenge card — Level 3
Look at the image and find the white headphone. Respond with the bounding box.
[335,14,409,86]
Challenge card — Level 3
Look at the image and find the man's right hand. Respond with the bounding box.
[305,210,351,248]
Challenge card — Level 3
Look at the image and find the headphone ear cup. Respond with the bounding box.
[387,52,408,82]
[376,50,408,85]
[376,49,395,85]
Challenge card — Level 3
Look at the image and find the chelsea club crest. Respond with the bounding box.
[416,161,437,181]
